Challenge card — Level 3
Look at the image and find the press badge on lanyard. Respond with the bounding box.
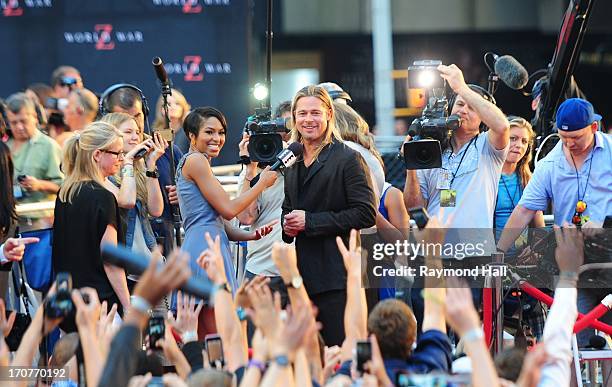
[437,170,457,207]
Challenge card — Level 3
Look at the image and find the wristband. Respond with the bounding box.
[236,307,248,321]
[181,330,198,343]
[130,295,152,314]
[237,155,251,165]
[248,359,266,373]
[462,327,484,342]
[121,164,134,178]
[273,354,290,367]
[559,271,578,281]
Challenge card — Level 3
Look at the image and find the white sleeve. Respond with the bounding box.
[538,287,578,387]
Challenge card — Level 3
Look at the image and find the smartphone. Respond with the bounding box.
[147,313,165,350]
[408,207,430,229]
[603,215,612,228]
[205,334,225,368]
[355,340,371,374]
[134,147,148,160]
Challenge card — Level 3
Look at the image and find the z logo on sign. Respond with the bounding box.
[95,24,115,50]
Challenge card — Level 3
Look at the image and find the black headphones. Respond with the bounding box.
[99,83,150,118]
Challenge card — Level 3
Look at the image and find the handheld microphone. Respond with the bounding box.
[152,57,172,90]
[250,142,304,187]
[101,243,213,299]
[493,54,529,90]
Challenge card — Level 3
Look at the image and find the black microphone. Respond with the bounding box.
[101,243,213,299]
[152,57,171,89]
[250,142,304,187]
[493,55,529,90]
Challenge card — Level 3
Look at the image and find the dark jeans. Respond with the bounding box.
[310,289,347,347]
[244,271,289,308]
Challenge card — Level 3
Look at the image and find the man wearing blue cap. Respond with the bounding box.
[498,97,611,347]
[499,97,610,246]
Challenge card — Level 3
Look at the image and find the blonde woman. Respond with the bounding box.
[152,89,191,153]
[495,116,544,230]
[100,113,166,270]
[282,85,377,346]
[52,122,130,326]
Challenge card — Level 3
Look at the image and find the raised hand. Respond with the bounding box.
[271,242,300,286]
[196,232,226,285]
[235,276,269,309]
[553,222,584,274]
[445,277,480,337]
[167,291,203,335]
[336,229,361,278]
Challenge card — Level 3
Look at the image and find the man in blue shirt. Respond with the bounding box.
[498,98,612,347]
[499,98,611,245]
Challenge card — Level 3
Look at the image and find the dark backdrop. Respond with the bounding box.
[0,0,251,165]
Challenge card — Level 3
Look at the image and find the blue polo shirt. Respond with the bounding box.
[519,131,612,224]
[335,329,452,382]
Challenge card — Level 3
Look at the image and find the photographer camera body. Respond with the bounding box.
[403,62,510,231]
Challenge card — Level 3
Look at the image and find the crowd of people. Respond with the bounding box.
[0,62,609,387]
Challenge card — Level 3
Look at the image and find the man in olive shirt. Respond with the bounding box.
[6,93,63,209]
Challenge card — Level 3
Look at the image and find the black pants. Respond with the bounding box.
[310,289,347,347]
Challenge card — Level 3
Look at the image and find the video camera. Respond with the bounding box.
[403,60,461,170]
[244,107,289,164]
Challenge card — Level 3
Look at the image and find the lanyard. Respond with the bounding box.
[448,135,478,188]
[500,173,522,208]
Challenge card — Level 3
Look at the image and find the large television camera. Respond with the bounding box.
[244,107,289,164]
[403,60,461,170]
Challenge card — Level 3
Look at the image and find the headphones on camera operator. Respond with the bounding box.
[99,83,151,134]
[447,83,497,132]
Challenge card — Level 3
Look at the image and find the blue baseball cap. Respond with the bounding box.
[556,98,601,132]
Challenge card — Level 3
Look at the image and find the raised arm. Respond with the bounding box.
[438,64,509,150]
[184,153,277,220]
[143,132,168,217]
[197,232,248,371]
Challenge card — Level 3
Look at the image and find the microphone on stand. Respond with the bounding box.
[152,56,172,92]
[493,54,529,90]
[250,142,304,187]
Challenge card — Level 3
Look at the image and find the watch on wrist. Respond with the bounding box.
[146,168,160,178]
[214,282,231,294]
[284,275,303,289]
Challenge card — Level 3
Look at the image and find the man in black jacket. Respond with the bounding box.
[282,85,377,346]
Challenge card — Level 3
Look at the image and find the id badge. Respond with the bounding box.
[13,184,24,199]
[440,189,456,207]
[436,170,451,190]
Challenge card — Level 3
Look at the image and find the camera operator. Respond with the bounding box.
[403,64,510,228]
[236,101,292,306]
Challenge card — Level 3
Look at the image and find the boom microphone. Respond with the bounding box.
[101,243,213,299]
[493,55,529,90]
[152,57,171,89]
[250,142,304,187]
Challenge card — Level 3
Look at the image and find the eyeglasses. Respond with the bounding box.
[572,200,587,226]
[101,149,125,158]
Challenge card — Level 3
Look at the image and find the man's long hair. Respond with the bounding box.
[289,85,342,161]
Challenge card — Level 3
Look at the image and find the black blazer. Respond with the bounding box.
[282,140,377,295]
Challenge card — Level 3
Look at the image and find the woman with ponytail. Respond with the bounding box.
[52,122,130,327]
